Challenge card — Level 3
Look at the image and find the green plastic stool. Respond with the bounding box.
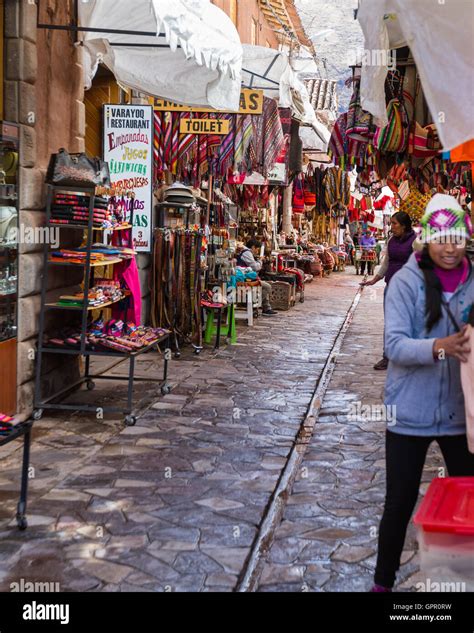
[204,303,237,348]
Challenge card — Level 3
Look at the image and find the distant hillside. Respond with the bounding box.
[295,0,364,111]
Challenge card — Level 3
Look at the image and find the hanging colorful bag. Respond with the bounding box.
[399,185,431,223]
[292,175,305,213]
[346,74,374,141]
[373,98,409,153]
[408,122,442,158]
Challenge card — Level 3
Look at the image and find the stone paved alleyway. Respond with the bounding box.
[0,269,442,592]
[258,280,444,593]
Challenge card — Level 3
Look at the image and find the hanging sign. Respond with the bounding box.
[268,162,287,185]
[103,104,153,252]
[179,118,230,135]
[151,89,264,115]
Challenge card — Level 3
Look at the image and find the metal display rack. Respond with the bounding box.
[0,420,33,530]
[33,185,171,426]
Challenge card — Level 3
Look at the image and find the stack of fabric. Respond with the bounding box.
[57,282,125,309]
[50,194,110,228]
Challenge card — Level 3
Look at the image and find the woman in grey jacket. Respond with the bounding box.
[372,194,474,592]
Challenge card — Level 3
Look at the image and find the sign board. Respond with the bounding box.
[268,162,288,185]
[180,118,230,135]
[103,104,153,252]
[150,89,264,115]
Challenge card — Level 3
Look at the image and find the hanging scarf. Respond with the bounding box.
[177,112,197,166]
[217,115,236,177]
[153,112,164,181]
[234,115,253,173]
[262,97,285,176]
[162,111,173,170]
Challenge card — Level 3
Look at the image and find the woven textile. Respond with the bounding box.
[262,97,285,177]
[162,112,173,170]
[233,115,253,173]
[153,112,163,181]
[217,114,236,177]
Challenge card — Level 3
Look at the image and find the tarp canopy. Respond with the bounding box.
[299,118,331,151]
[242,44,328,148]
[79,0,243,111]
[358,0,474,150]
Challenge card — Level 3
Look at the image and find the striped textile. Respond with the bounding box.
[233,115,253,172]
[262,98,285,177]
[250,108,265,171]
[217,114,235,177]
[162,112,173,170]
[170,113,180,175]
[177,112,196,163]
[197,115,208,177]
[153,112,163,181]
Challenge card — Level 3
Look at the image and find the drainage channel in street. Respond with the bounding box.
[236,280,366,592]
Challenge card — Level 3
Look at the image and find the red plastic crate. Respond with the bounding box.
[414,477,474,535]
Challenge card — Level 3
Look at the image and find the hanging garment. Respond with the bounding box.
[288,119,303,172]
[177,112,197,167]
[261,97,285,176]
[112,256,141,325]
[250,110,265,172]
[153,112,164,181]
[346,74,374,141]
[233,115,253,173]
[111,229,141,324]
[328,113,348,163]
[162,111,173,170]
[217,114,236,177]
[292,175,305,213]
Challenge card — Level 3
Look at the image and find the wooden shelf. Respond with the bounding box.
[48,257,123,267]
[45,292,130,311]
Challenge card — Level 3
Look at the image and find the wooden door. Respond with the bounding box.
[0,338,17,414]
[85,77,123,157]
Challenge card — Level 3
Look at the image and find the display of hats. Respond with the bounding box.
[162,183,195,206]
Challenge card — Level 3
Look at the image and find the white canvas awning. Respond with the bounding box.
[242,44,327,148]
[358,0,474,150]
[299,118,331,151]
[79,0,243,112]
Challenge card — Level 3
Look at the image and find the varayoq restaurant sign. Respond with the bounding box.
[103,104,154,252]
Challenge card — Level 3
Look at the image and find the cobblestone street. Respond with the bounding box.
[0,269,442,592]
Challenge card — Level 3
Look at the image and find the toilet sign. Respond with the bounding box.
[179,118,230,135]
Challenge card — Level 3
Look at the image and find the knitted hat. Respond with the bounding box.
[420,194,472,243]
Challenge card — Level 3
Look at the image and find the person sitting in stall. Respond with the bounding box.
[359,229,377,275]
[236,238,278,316]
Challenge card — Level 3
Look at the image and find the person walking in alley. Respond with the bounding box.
[236,238,278,316]
[371,195,474,592]
[358,229,377,275]
[361,212,416,370]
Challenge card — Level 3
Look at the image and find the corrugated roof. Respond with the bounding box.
[304,78,338,116]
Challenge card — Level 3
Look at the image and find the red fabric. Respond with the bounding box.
[292,176,305,213]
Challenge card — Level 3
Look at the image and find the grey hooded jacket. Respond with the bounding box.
[384,253,474,436]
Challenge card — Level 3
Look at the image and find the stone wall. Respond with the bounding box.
[4,0,85,414]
